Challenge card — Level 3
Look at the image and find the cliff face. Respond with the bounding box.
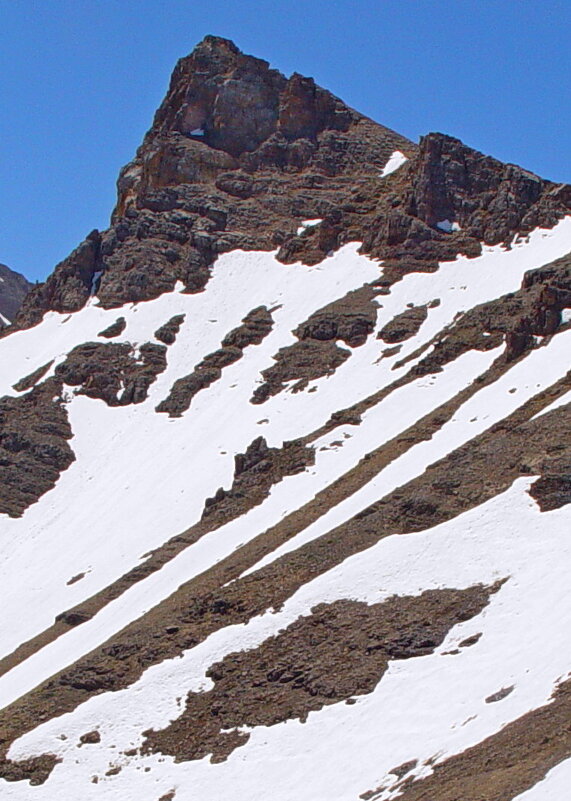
[1,36,571,801]
[0,264,31,326]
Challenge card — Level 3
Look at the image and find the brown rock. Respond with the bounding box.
[79,730,101,745]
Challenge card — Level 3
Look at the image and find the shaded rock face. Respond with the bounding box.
[12,232,102,326]
[154,314,185,345]
[12,362,54,393]
[529,457,571,511]
[360,132,570,276]
[378,304,428,344]
[55,342,168,406]
[0,754,60,788]
[98,317,127,339]
[0,264,32,325]
[407,134,563,243]
[202,435,315,524]
[251,287,378,403]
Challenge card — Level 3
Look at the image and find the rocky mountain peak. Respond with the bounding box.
[8,37,571,337]
[116,35,413,209]
[12,38,416,330]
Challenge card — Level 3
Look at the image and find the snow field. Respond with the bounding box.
[0,244,382,658]
[0,343,500,711]
[0,218,569,728]
[243,324,571,575]
[4,479,571,801]
[4,264,568,699]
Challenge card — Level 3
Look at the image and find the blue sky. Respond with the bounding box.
[1,0,569,282]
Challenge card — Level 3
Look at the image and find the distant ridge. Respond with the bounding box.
[0,263,31,326]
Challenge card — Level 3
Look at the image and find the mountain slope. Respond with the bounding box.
[0,36,571,801]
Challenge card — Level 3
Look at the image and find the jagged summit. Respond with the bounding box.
[147,34,411,158]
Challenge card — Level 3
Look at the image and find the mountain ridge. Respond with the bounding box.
[12,36,570,333]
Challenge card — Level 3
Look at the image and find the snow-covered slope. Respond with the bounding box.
[1,35,570,801]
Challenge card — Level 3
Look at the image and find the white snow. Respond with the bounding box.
[380,150,408,178]
[436,219,461,232]
[0,244,382,660]
[296,218,323,235]
[0,221,569,669]
[1,218,571,800]
[242,324,571,575]
[0,346,499,710]
[4,479,571,801]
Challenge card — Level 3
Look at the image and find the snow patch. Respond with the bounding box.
[380,150,408,178]
[296,219,323,235]
[436,219,462,233]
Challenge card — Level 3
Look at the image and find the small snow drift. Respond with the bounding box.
[380,150,408,177]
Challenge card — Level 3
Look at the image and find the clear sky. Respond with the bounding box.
[1,0,569,282]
